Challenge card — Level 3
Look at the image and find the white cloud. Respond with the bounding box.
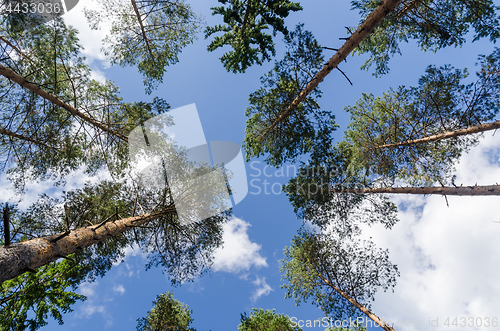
[212,217,268,273]
[79,281,99,298]
[77,281,113,326]
[112,243,146,267]
[79,303,106,319]
[250,276,273,302]
[358,133,500,330]
[113,284,125,295]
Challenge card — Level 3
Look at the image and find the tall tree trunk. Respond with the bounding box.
[260,0,403,139]
[369,119,500,151]
[0,64,128,142]
[317,274,396,331]
[327,185,500,196]
[131,0,155,62]
[0,207,174,283]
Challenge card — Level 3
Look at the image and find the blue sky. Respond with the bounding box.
[3,0,500,330]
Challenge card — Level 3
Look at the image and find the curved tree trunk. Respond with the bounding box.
[0,208,174,283]
[260,0,403,139]
[369,120,500,151]
[0,64,128,142]
[318,274,396,331]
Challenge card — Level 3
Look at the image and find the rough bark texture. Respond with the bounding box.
[0,64,127,142]
[261,0,403,138]
[318,274,396,331]
[329,185,500,196]
[370,120,500,151]
[0,209,173,283]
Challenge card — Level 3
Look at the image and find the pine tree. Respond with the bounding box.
[0,19,171,190]
[205,0,302,73]
[85,0,201,93]
[281,228,399,331]
[136,291,195,331]
[352,0,500,76]
[243,24,336,166]
[244,0,403,162]
[238,308,302,331]
[345,48,500,185]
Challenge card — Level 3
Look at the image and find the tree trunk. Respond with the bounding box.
[318,274,396,331]
[0,208,174,283]
[261,0,403,139]
[130,0,155,62]
[369,119,500,151]
[0,64,127,142]
[328,185,500,196]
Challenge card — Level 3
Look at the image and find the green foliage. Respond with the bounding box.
[0,17,171,190]
[244,24,336,166]
[85,0,200,93]
[351,0,500,75]
[280,228,399,321]
[205,0,302,73]
[284,142,398,233]
[0,258,87,331]
[136,291,195,331]
[344,49,500,185]
[238,308,302,331]
[0,19,91,189]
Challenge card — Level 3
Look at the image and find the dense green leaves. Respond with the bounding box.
[281,228,399,321]
[344,49,500,185]
[136,291,195,331]
[244,24,336,166]
[205,0,302,73]
[0,259,86,331]
[85,0,200,93]
[238,308,302,331]
[352,0,500,75]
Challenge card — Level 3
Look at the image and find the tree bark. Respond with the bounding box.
[260,0,403,139]
[0,208,174,283]
[318,274,396,331]
[328,185,500,196]
[369,119,500,151]
[0,64,128,142]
